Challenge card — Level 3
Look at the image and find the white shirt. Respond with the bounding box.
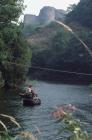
[26,87,32,93]
[28,87,32,92]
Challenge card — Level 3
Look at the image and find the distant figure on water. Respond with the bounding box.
[26,85,38,99]
[26,85,35,97]
[19,84,41,106]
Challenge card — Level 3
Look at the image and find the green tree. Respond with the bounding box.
[66,0,92,28]
[67,4,76,13]
[48,29,70,69]
[0,0,31,87]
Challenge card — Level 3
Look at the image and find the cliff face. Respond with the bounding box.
[24,6,66,26]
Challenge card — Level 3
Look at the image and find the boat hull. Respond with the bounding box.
[19,93,41,106]
[23,98,41,106]
[19,93,32,98]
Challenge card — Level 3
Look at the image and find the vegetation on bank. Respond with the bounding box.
[0,104,91,140]
[0,114,37,140]
[0,0,31,88]
[52,104,89,140]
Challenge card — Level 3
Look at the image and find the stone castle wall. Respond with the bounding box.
[24,6,66,26]
[39,7,55,24]
[24,14,38,26]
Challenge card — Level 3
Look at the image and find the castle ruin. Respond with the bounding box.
[24,6,66,26]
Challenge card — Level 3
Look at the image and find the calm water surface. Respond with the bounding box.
[0,81,92,140]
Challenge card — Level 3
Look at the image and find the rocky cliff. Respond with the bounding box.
[24,6,66,26]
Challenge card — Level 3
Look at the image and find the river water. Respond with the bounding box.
[0,81,92,140]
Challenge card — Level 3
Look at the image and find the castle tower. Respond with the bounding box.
[39,6,55,24]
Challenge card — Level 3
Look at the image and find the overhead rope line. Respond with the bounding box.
[3,60,92,76]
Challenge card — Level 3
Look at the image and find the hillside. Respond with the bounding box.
[25,21,92,84]
[27,22,62,48]
[23,1,92,84]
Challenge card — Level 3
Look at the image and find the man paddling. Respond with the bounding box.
[26,85,36,98]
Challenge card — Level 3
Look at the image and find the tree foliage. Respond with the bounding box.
[0,0,31,87]
[66,0,92,28]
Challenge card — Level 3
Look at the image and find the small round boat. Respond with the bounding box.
[23,98,41,106]
[19,93,41,106]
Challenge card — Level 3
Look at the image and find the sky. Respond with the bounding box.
[23,0,80,15]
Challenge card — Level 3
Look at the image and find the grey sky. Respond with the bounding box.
[23,0,80,15]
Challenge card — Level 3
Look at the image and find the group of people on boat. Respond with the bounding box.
[19,84,41,106]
